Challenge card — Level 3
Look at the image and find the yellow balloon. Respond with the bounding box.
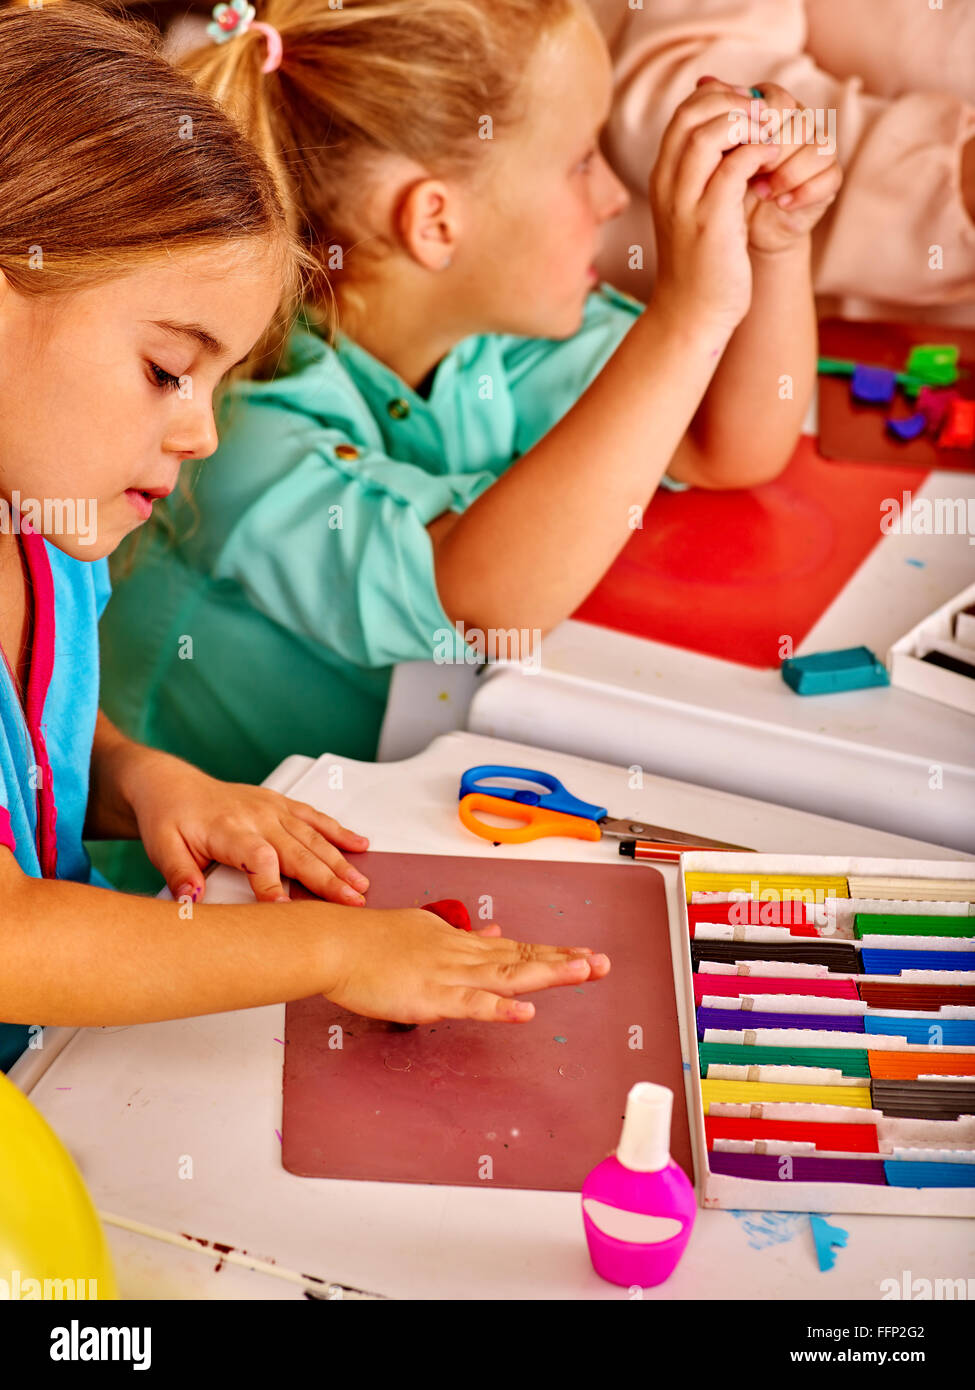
[0,1071,117,1299]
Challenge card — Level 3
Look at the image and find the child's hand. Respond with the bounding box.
[649,83,777,338]
[319,907,611,1024]
[698,78,843,254]
[127,753,370,906]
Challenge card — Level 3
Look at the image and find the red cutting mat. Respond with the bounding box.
[281,853,691,1190]
[818,318,975,471]
[573,434,928,668]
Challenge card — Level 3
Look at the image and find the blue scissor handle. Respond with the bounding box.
[458,765,608,822]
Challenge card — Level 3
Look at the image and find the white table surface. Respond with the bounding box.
[466,462,975,852]
[19,733,975,1300]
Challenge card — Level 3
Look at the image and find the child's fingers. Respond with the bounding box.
[653,87,766,207]
[446,989,539,1023]
[752,146,842,207]
[233,838,290,902]
[459,931,596,962]
[772,162,842,214]
[671,110,769,213]
[286,799,370,855]
[271,843,365,906]
[696,74,764,100]
[743,83,825,166]
[475,950,611,996]
[148,828,207,904]
[442,952,612,1021]
[277,813,369,900]
[749,80,801,121]
[751,141,829,194]
[485,943,598,965]
[699,139,779,217]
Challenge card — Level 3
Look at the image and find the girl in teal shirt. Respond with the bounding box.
[100,0,841,829]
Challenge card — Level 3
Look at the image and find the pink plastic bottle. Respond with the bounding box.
[581,1082,696,1287]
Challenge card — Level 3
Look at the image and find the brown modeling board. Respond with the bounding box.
[281,853,691,1191]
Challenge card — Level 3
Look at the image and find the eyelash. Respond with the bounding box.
[148,362,182,393]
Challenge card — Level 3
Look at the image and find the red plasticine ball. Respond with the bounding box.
[422,899,472,931]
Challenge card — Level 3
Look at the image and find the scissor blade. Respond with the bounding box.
[598,817,753,851]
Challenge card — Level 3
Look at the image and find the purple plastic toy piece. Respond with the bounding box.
[886,412,927,442]
[851,364,897,404]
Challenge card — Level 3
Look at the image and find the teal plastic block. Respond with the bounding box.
[781,646,890,696]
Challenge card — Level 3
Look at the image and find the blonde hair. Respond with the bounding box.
[181,0,576,332]
[0,0,310,377]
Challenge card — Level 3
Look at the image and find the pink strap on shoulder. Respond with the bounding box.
[17,518,59,878]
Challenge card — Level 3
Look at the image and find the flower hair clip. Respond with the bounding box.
[207,1,283,73]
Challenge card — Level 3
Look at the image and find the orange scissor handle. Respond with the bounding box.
[458,792,602,844]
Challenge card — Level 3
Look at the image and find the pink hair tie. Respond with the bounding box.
[207,3,283,74]
[251,22,283,73]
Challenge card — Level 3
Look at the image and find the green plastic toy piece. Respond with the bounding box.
[781,646,890,695]
[905,344,960,388]
[898,374,936,399]
[817,356,857,377]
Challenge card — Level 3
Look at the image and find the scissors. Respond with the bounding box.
[458,764,751,850]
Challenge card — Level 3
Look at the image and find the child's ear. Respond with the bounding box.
[398,178,458,272]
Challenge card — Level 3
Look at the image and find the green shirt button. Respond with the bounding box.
[387,398,410,420]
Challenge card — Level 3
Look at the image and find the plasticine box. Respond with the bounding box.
[672,852,975,1218]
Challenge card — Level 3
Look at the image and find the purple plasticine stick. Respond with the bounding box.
[696,1007,866,1036]
[709,1153,888,1184]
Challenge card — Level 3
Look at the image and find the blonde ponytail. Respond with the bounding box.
[181,0,576,333]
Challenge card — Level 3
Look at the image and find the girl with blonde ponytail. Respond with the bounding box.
[99,0,838,791]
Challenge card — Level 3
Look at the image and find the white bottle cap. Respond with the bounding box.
[616,1082,673,1172]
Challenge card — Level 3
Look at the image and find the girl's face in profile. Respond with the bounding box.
[459,6,630,341]
[0,242,283,561]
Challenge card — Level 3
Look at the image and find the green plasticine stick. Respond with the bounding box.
[699,1043,870,1078]
[854,914,975,939]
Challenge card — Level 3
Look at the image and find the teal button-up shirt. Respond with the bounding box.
[98,285,680,817]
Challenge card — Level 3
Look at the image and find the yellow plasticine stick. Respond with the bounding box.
[685,873,849,903]
[700,1079,873,1112]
